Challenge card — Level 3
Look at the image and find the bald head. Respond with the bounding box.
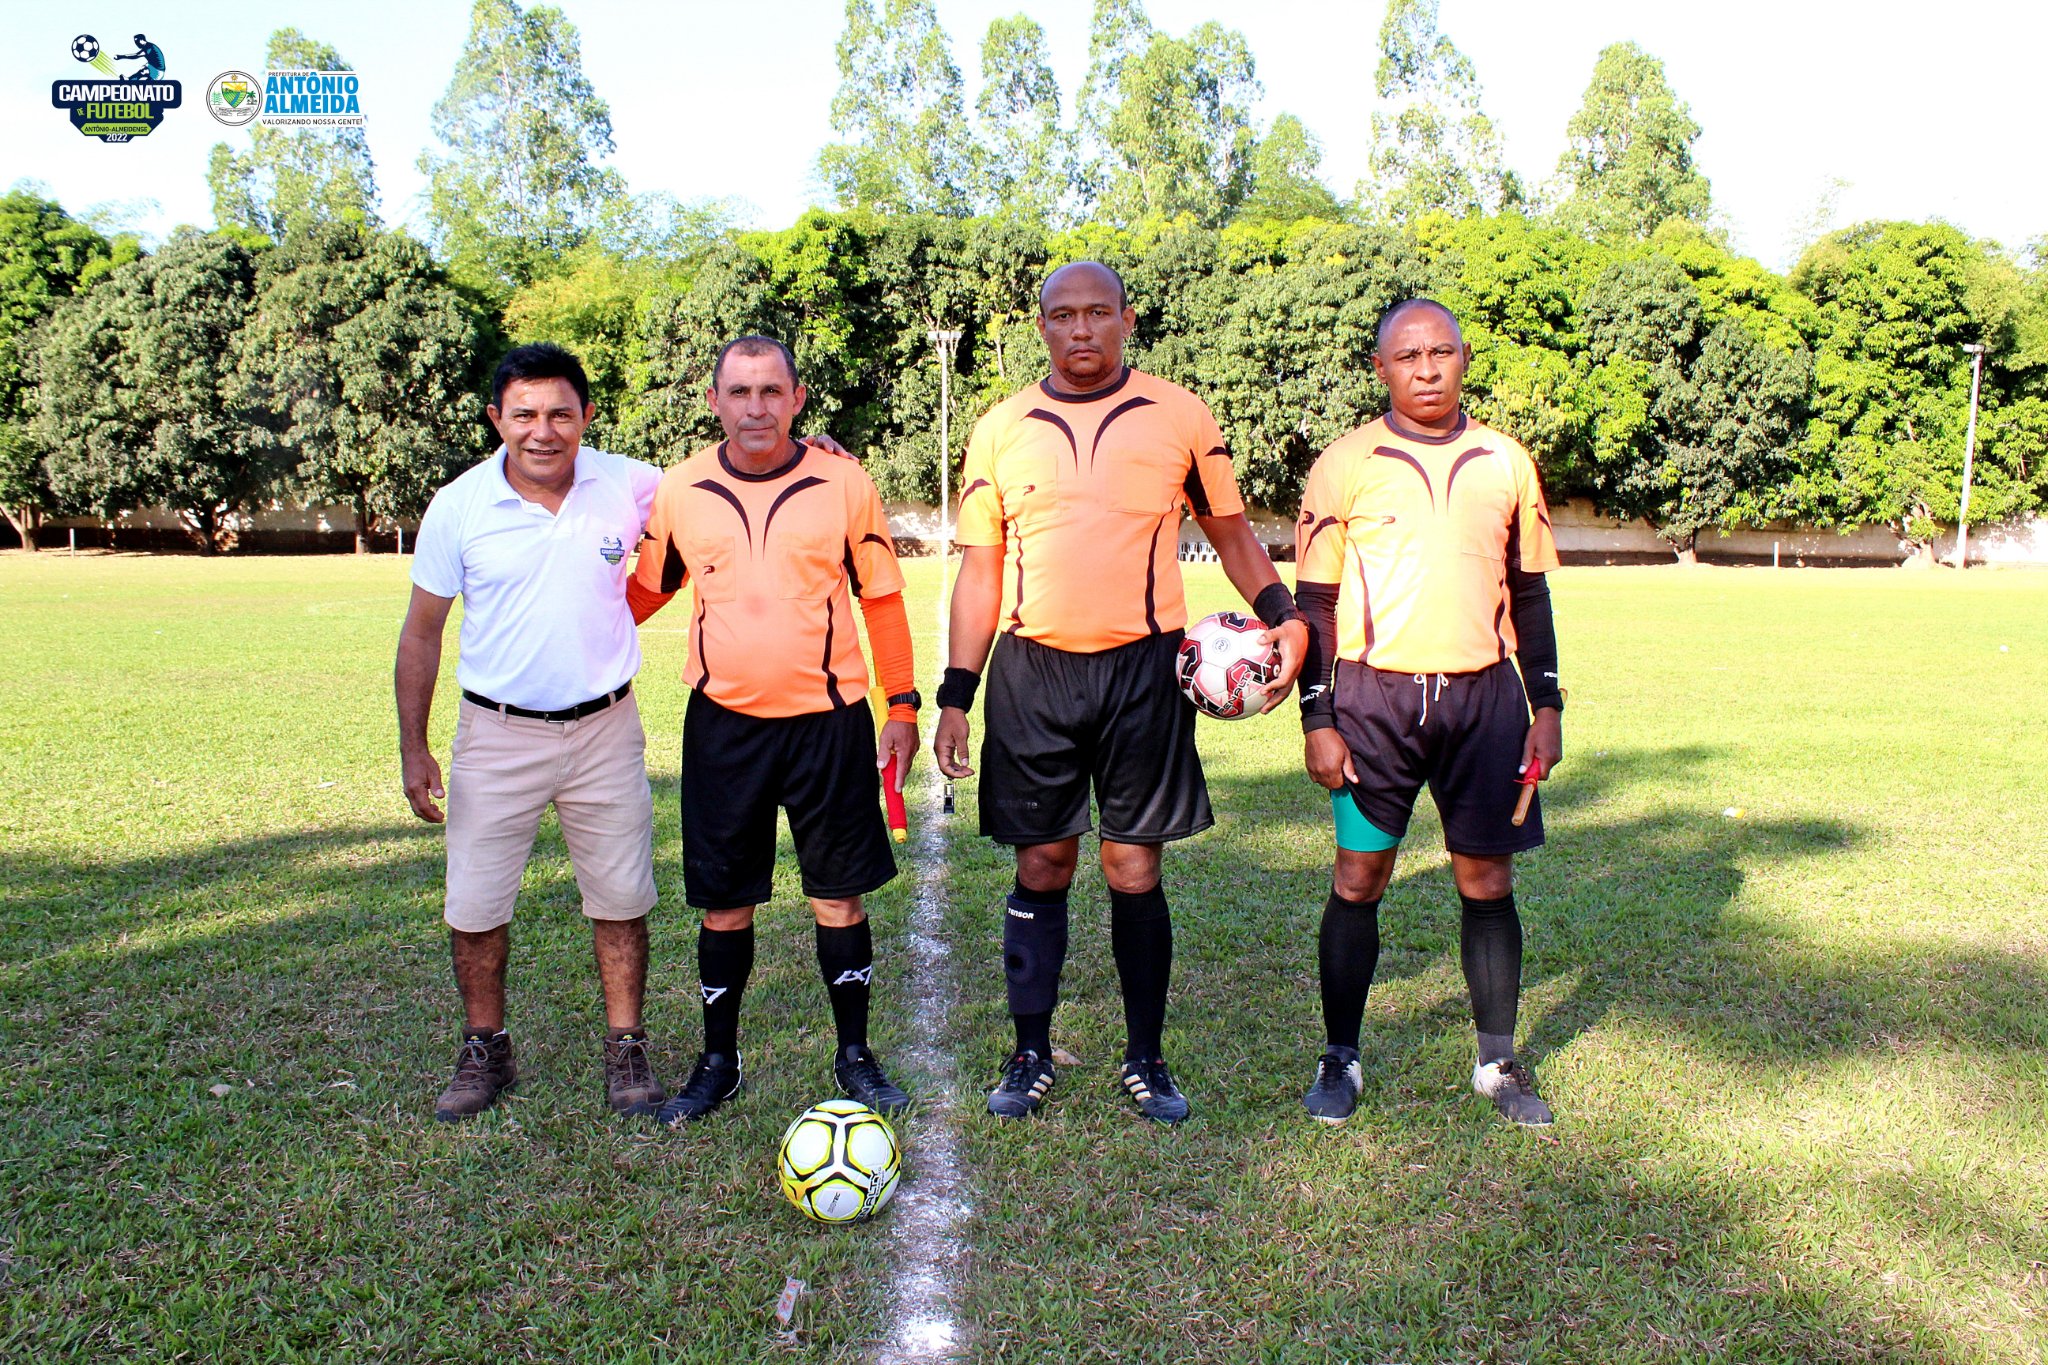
[1375,298,1462,353]
[1036,260,1136,396]
[1040,261,1128,315]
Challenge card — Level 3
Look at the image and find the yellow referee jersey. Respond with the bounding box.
[1295,414,1559,674]
[956,368,1246,654]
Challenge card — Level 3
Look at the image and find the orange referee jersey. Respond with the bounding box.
[1296,413,1559,674]
[956,368,1246,653]
[633,441,906,718]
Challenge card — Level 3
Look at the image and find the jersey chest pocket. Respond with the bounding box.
[1103,450,1182,517]
[1455,482,1515,562]
[776,533,843,599]
[683,536,739,603]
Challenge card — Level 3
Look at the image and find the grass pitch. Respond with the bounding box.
[1,554,2043,1363]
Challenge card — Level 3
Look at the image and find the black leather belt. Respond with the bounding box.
[462,682,630,722]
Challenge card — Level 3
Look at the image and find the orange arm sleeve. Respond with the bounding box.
[627,576,674,625]
[858,591,918,721]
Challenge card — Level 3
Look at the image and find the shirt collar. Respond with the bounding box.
[487,445,599,504]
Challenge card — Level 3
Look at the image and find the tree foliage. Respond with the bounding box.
[1239,115,1343,224]
[819,0,974,217]
[1553,42,1711,241]
[419,0,624,294]
[1360,0,1521,223]
[0,192,131,546]
[35,232,264,551]
[1097,24,1261,226]
[208,29,379,242]
[972,15,1074,223]
[234,223,497,550]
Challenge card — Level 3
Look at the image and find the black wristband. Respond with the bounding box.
[1253,582,1303,629]
[935,667,980,712]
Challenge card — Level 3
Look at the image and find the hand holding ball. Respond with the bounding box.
[1177,611,1282,721]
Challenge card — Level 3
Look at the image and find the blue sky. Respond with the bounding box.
[4,0,2040,270]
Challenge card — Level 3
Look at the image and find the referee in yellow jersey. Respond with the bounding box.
[1294,299,1564,1127]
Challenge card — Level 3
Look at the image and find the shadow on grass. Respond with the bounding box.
[1186,743,2044,1067]
[0,789,926,1361]
[934,746,2041,1362]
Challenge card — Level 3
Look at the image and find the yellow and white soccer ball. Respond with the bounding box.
[777,1098,901,1223]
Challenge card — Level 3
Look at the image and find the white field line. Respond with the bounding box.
[874,773,970,1363]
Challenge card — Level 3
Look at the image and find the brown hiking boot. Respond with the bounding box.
[603,1031,666,1116]
[435,1030,517,1122]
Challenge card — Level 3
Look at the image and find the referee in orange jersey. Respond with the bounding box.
[1294,299,1564,1127]
[630,336,919,1124]
[934,262,1308,1124]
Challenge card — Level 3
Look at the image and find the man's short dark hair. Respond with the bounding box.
[1038,261,1129,314]
[491,342,591,409]
[1374,298,1462,352]
[712,335,800,390]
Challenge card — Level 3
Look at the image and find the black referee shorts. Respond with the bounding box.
[1333,659,1544,856]
[979,630,1212,847]
[679,691,896,909]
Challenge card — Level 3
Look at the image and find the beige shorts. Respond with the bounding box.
[443,691,658,931]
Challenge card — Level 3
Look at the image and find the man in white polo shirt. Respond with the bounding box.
[396,342,669,1122]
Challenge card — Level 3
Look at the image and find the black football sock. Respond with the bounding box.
[1004,880,1068,1058]
[697,923,754,1057]
[816,919,873,1052]
[1318,891,1382,1051]
[1459,892,1521,1058]
[1109,883,1172,1063]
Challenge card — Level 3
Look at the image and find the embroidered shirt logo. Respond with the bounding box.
[599,534,625,565]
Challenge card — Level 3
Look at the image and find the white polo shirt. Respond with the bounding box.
[412,446,661,711]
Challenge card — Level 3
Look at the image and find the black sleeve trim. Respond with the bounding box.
[1506,565,1562,711]
[658,537,687,594]
[1296,581,1341,732]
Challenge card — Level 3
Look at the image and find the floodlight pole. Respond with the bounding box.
[928,327,962,814]
[1955,343,1986,569]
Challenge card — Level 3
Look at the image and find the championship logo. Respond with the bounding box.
[52,33,181,142]
[598,535,625,566]
[205,69,259,127]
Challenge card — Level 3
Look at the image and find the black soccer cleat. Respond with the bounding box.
[1302,1044,1363,1125]
[658,1051,742,1126]
[834,1044,910,1116]
[986,1049,1056,1119]
[1472,1057,1554,1127]
[1119,1057,1191,1124]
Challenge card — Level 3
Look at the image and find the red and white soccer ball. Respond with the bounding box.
[1177,611,1280,721]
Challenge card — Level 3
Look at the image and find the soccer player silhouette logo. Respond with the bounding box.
[118,35,165,82]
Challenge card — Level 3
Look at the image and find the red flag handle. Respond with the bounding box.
[881,754,907,843]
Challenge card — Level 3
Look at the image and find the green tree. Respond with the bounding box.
[207,29,379,241]
[419,0,625,294]
[1552,42,1711,241]
[1792,220,2037,558]
[1239,114,1343,223]
[1098,23,1261,225]
[1073,0,1154,211]
[1417,212,1609,489]
[0,192,130,548]
[235,223,496,552]
[1582,254,1808,559]
[818,0,974,216]
[35,231,264,551]
[1359,0,1521,223]
[972,15,1074,223]
[1176,220,1431,507]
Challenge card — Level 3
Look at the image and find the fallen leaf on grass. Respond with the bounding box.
[1051,1048,1083,1067]
[209,1084,232,1098]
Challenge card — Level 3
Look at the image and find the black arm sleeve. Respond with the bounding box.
[1506,564,1563,712]
[1296,581,1341,733]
